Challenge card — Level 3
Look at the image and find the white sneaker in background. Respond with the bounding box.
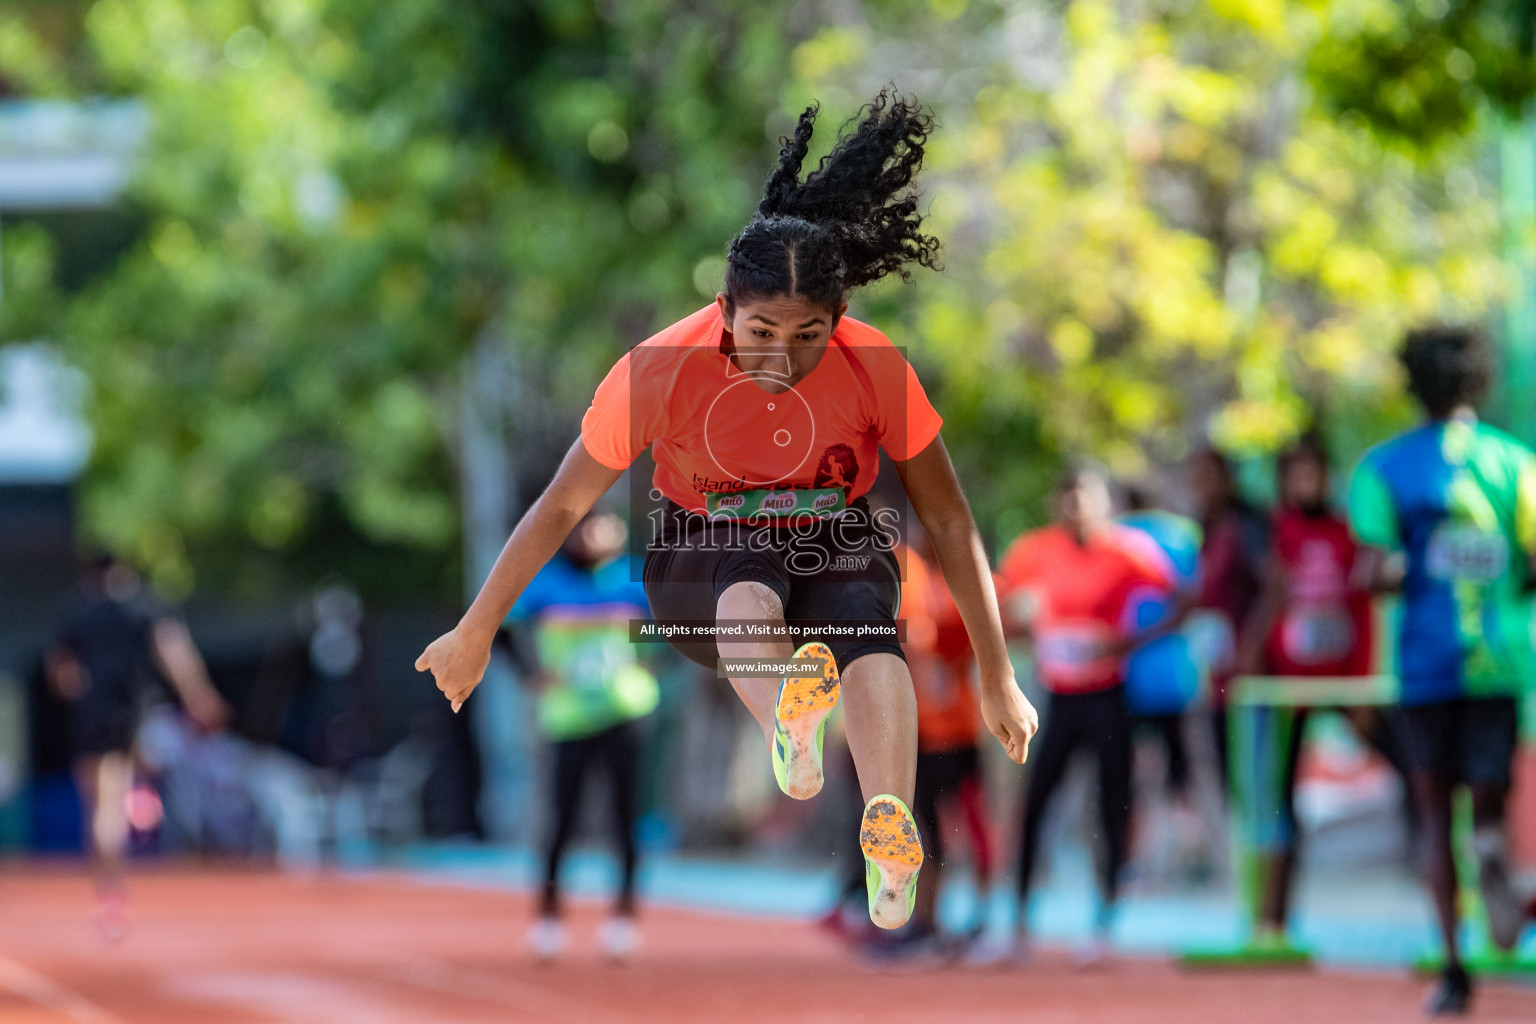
[91,891,132,944]
[598,917,639,963]
[1073,931,1113,968]
[1474,828,1524,951]
[964,926,1028,968]
[527,917,567,963]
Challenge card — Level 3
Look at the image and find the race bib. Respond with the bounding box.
[538,621,636,691]
[706,487,846,520]
[536,619,658,739]
[564,640,616,692]
[1426,524,1508,584]
[1279,606,1356,666]
[1034,623,1118,687]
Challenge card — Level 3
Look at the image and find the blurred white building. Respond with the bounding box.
[0,98,143,478]
[0,99,143,211]
[0,345,89,482]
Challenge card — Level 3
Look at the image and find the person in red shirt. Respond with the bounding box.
[1236,437,1381,943]
[1250,440,1375,679]
[987,466,1177,961]
[900,529,996,951]
[414,91,1038,932]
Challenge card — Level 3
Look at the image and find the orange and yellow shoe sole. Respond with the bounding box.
[771,642,840,800]
[860,794,924,930]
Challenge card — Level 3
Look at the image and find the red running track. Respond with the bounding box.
[0,866,1532,1023]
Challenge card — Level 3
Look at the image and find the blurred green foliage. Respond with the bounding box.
[0,0,1530,589]
[1,0,812,596]
[790,0,1512,533]
[1308,0,1536,145]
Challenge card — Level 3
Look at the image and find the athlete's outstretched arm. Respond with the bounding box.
[894,436,1039,764]
[416,439,623,710]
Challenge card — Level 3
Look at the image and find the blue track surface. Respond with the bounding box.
[387,842,1536,968]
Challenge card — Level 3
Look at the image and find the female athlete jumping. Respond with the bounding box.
[416,91,1037,929]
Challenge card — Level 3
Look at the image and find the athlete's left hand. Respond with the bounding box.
[980,674,1038,765]
[416,627,492,713]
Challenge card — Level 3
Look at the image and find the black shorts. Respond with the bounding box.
[642,499,904,672]
[913,746,982,865]
[1391,697,1520,787]
[71,698,137,757]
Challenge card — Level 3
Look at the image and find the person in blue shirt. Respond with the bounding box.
[1119,489,1203,802]
[507,509,658,963]
[1350,327,1536,1015]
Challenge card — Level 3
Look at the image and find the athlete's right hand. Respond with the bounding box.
[980,674,1038,765]
[415,627,492,713]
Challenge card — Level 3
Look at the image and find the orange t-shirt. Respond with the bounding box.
[995,524,1174,694]
[580,305,944,511]
[902,546,981,752]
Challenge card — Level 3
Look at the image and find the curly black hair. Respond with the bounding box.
[724,89,941,312]
[1400,326,1490,418]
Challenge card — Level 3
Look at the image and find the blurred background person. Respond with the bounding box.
[986,466,1178,963]
[1234,436,1381,947]
[1117,488,1205,883]
[46,552,230,938]
[1188,448,1272,783]
[244,583,377,786]
[505,509,658,963]
[893,519,995,957]
[1349,327,1536,1015]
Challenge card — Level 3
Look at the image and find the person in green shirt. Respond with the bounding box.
[1349,327,1536,1015]
[507,510,658,963]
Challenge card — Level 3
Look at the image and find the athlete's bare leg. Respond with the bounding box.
[715,581,793,738]
[716,582,917,804]
[840,653,917,807]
